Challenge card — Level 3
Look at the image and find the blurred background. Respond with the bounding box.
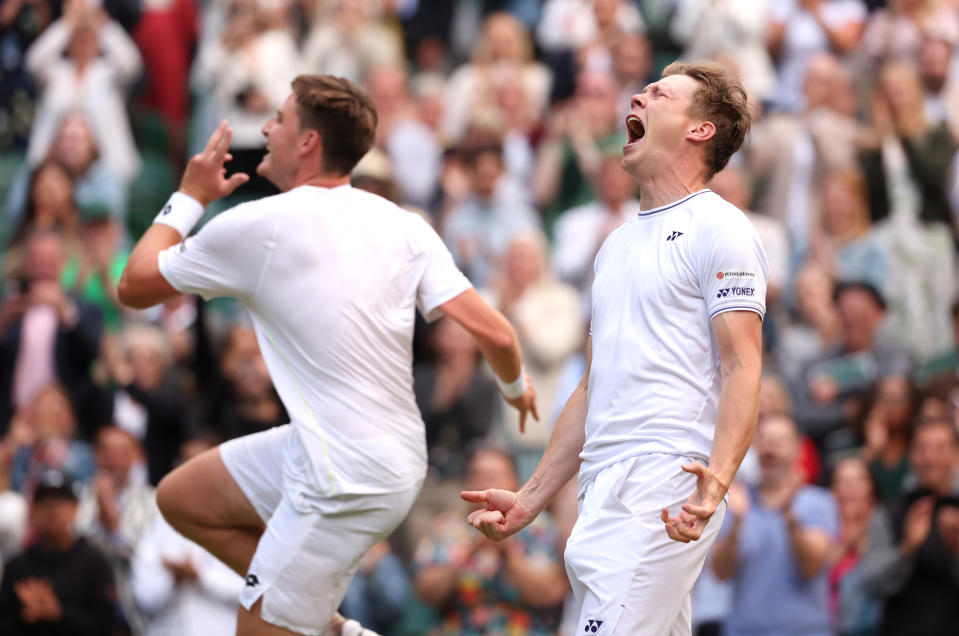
[1,0,959,634]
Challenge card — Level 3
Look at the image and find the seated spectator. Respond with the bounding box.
[414,446,567,635]
[712,415,839,636]
[861,416,959,635]
[24,0,142,184]
[62,208,129,333]
[339,540,411,635]
[7,112,128,224]
[442,141,540,288]
[827,456,880,636]
[791,281,911,453]
[551,152,639,318]
[6,160,79,253]
[536,0,644,58]
[859,0,959,69]
[104,324,188,486]
[130,433,243,636]
[7,383,95,495]
[76,426,157,634]
[0,230,106,441]
[0,470,115,635]
[413,318,499,479]
[861,375,917,502]
[776,263,842,384]
[918,37,959,143]
[492,231,583,480]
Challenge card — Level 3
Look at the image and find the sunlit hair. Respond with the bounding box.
[661,61,751,180]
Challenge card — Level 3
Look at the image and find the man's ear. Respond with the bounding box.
[687,120,716,144]
[299,129,320,157]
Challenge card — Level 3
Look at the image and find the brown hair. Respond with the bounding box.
[291,75,378,177]
[661,61,750,180]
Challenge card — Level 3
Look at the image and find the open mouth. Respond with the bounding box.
[626,114,645,143]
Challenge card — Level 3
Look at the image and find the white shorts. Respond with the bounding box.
[564,453,726,635]
[221,425,421,635]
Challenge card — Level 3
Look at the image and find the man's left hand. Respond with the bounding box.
[662,462,728,543]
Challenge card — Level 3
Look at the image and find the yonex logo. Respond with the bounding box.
[666,231,683,241]
[245,574,259,587]
[160,203,172,215]
[585,619,604,632]
[717,287,755,298]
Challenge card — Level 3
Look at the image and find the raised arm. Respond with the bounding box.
[461,337,592,540]
[663,310,762,542]
[118,122,248,309]
[438,289,538,430]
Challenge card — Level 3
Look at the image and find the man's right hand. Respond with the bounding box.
[179,121,249,206]
[901,496,934,555]
[460,489,538,541]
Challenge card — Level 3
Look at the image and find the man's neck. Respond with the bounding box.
[636,171,707,211]
[294,174,350,190]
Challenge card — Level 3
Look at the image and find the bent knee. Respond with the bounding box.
[156,471,188,527]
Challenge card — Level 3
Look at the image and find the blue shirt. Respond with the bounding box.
[720,485,839,636]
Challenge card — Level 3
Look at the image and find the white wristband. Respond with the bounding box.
[153,192,204,238]
[496,366,527,400]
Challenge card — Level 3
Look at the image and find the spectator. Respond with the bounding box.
[861,416,959,635]
[442,141,540,288]
[776,263,841,384]
[413,318,499,479]
[6,161,79,252]
[24,0,142,183]
[6,383,95,495]
[104,324,188,486]
[0,230,106,441]
[859,0,959,69]
[918,37,959,143]
[76,426,158,635]
[827,456,880,636]
[712,415,839,636]
[861,375,917,503]
[130,433,244,636]
[492,231,584,479]
[0,470,115,636]
[442,12,551,144]
[0,0,55,150]
[610,32,654,112]
[62,209,129,333]
[792,281,911,453]
[301,0,404,84]
[536,0,644,58]
[767,0,867,112]
[413,446,567,635]
[339,540,412,635]
[551,152,639,318]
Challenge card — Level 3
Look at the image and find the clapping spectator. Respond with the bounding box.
[0,470,116,636]
[861,416,959,635]
[861,375,917,502]
[0,231,106,441]
[414,446,567,635]
[302,0,403,83]
[712,415,839,636]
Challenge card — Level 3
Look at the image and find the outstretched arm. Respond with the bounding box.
[663,311,762,542]
[119,122,248,309]
[461,337,592,540]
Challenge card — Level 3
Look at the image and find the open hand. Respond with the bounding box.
[460,488,538,541]
[15,579,61,623]
[662,462,728,543]
[179,121,249,206]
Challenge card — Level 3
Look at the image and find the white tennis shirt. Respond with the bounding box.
[159,185,471,496]
[580,189,768,488]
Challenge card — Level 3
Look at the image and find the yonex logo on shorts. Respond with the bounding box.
[665,231,683,241]
[245,574,260,587]
[585,619,604,632]
[717,287,755,298]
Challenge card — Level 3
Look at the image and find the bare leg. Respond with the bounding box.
[156,446,265,575]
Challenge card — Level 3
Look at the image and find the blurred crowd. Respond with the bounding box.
[1,0,959,634]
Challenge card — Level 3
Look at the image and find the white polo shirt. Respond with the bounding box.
[158,185,471,496]
[580,189,768,488]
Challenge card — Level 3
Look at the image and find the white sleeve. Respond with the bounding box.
[696,217,768,321]
[158,203,273,301]
[411,216,472,322]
